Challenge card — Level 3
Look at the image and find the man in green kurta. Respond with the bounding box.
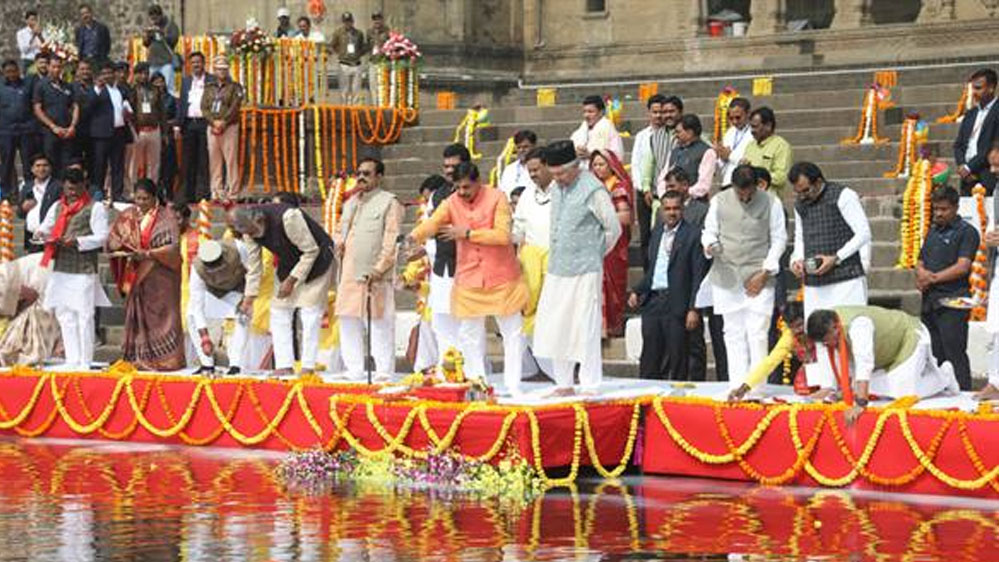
[806,305,959,423]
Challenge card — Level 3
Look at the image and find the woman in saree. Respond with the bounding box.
[107,179,186,370]
[590,149,634,338]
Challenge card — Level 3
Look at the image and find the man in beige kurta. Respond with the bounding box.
[333,157,403,380]
[231,203,335,375]
[0,252,61,366]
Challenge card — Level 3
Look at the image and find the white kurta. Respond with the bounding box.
[570,116,624,161]
[700,193,787,316]
[846,317,958,398]
[38,202,112,314]
[499,160,533,199]
[792,186,872,318]
[512,182,552,249]
[533,187,621,364]
[716,124,752,187]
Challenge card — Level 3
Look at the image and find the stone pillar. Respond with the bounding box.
[917,0,957,22]
[749,0,784,35]
[690,0,706,35]
[829,0,871,29]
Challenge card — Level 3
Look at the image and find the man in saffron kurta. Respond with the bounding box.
[334,157,404,380]
[408,162,529,396]
[533,141,622,396]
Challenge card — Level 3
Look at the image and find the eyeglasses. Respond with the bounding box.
[357,170,375,177]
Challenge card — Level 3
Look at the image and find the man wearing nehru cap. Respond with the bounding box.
[187,239,251,375]
[533,140,622,396]
[275,8,292,38]
[201,55,243,201]
[331,12,366,105]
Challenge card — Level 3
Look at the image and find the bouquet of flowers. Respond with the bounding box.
[379,31,422,62]
[39,22,79,63]
[229,22,275,56]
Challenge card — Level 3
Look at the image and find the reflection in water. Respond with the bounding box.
[0,438,997,560]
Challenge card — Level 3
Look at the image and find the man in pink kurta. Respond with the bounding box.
[333,157,404,380]
[408,162,529,396]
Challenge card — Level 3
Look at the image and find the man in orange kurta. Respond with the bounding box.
[408,162,529,396]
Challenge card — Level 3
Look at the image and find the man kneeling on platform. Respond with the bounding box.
[0,253,61,366]
[187,240,250,375]
[732,305,959,423]
[230,203,335,376]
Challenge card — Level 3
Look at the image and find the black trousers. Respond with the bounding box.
[636,192,653,271]
[922,305,971,390]
[688,307,727,382]
[91,128,127,201]
[182,119,210,203]
[42,130,74,180]
[0,133,33,201]
[639,292,688,380]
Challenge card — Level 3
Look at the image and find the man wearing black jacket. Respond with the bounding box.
[0,60,35,200]
[954,68,999,195]
[86,62,128,200]
[176,52,215,203]
[629,190,708,380]
[74,5,112,65]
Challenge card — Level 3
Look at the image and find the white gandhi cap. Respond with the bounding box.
[197,240,222,264]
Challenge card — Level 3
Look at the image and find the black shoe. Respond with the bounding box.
[194,365,214,375]
[225,366,241,376]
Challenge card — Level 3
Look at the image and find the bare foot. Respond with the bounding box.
[974,383,999,401]
[547,387,576,398]
[810,388,836,402]
[271,368,295,378]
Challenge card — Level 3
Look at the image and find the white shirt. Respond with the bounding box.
[297,30,326,42]
[17,27,42,61]
[186,74,206,118]
[37,200,110,252]
[512,181,553,249]
[499,160,532,199]
[966,98,997,164]
[792,185,871,265]
[97,85,126,128]
[848,316,876,382]
[25,178,51,235]
[716,124,752,187]
[570,116,624,162]
[630,126,654,193]
[188,241,250,331]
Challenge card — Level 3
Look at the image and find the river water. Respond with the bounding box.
[0,438,995,561]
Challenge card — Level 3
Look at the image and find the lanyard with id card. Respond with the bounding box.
[347,42,356,55]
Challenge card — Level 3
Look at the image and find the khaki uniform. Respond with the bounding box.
[331,26,366,105]
[201,79,243,199]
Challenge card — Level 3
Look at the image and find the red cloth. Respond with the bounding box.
[39,191,92,268]
[642,399,999,499]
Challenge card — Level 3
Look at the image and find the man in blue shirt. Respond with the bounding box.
[629,190,707,380]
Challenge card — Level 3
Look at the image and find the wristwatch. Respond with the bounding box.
[855,397,869,408]
[466,229,472,240]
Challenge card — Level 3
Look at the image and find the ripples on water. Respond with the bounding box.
[0,438,996,561]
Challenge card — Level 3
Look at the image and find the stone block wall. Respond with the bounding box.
[0,0,181,64]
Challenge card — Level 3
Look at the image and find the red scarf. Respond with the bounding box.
[40,191,92,268]
[826,319,855,406]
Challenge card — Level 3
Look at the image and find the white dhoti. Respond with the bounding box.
[534,271,603,391]
[42,272,111,369]
[868,326,959,398]
[428,270,463,366]
[339,289,396,379]
[459,313,524,394]
[713,283,774,390]
[803,276,869,389]
[413,319,438,372]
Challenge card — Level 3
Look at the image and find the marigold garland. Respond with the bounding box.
[712,86,740,145]
[841,85,889,145]
[937,81,974,124]
[970,183,989,320]
[896,159,932,268]
[884,113,926,179]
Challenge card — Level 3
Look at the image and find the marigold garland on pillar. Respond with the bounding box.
[896,159,933,268]
[489,137,517,188]
[884,112,928,179]
[842,84,890,145]
[970,184,990,320]
[0,201,14,263]
[373,31,422,109]
[937,81,974,124]
[196,200,212,240]
[712,86,740,144]
[454,106,491,160]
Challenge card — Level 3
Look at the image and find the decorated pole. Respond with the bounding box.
[197,200,213,241]
[0,201,14,263]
